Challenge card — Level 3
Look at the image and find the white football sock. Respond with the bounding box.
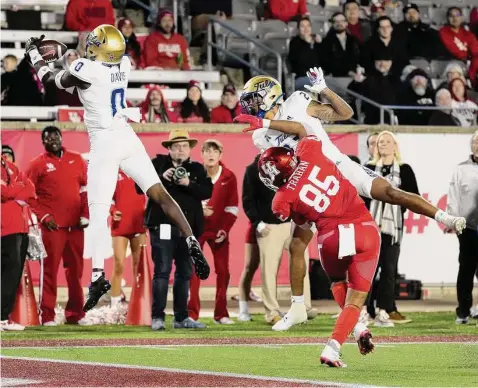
[291,295,305,304]
[239,300,249,315]
[110,295,122,307]
[353,322,368,341]
[88,203,111,278]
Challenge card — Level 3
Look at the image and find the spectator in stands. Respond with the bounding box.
[1,54,18,104]
[362,16,409,77]
[349,48,398,124]
[76,31,90,56]
[45,50,82,107]
[471,7,478,39]
[176,81,211,123]
[140,85,178,123]
[366,132,379,161]
[118,17,142,69]
[397,68,435,125]
[1,145,15,164]
[439,7,478,86]
[188,139,238,325]
[364,131,418,326]
[1,154,36,331]
[436,62,478,103]
[428,89,460,126]
[449,78,478,127]
[64,0,115,31]
[288,17,322,91]
[344,0,371,44]
[5,56,44,106]
[142,9,191,70]
[370,2,386,21]
[321,12,361,77]
[109,170,146,308]
[210,84,240,123]
[265,0,309,23]
[189,0,231,46]
[26,126,89,326]
[447,131,478,324]
[395,3,444,60]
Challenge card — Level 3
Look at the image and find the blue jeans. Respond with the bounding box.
[150,226,192,321]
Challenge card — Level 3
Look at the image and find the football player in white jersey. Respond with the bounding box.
[25,25,210,312]
[234,68,466,335]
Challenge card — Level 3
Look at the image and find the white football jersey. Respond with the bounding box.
[69,56,131,131]
[252,91,343,164]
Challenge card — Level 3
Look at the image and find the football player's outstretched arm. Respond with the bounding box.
[25,35,90,90]
[307,90,354,122]
[234,114,308,138]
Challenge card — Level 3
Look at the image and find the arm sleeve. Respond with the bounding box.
[79,156,89,219]
[105,2,116,26]
[183,165,213,201]
[25,161,50,222]
[64,1,86,31]
[400,164,420,196]
[180,37,191,70]
[287,38,300,74]
[271,194,291,222]
[222,173,239,233]
[242,164,261,227]
[439,28,467,60]
[446,168,460,216]
[298,0,308,14]
[142,35,157,68]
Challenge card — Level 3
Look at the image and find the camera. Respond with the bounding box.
[173,166,188,183]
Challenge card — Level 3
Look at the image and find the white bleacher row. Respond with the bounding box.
[1,88,224,121]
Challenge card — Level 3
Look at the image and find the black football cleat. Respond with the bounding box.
[83,273,111,312]
[188,241,210,280]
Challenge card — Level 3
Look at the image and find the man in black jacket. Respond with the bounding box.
[242,155,316,324]
[139,129,213,330]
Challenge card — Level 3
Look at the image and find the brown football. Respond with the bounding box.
[38,40,68,63]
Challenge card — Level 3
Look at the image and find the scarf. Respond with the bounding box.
[369,159,403,245]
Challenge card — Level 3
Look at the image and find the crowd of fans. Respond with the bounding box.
[1,0,477,127]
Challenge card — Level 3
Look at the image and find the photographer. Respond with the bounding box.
[138,129,213,330]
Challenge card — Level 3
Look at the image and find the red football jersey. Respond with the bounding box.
[272,137,372,232]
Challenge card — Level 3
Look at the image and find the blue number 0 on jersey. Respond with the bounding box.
[111,88,126,116]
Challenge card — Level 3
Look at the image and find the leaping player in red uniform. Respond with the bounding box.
[258,135,381,368]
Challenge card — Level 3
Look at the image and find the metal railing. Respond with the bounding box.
[206,16,283,85]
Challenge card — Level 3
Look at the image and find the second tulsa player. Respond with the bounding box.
[25,25,210,312]
[234,68,466,329]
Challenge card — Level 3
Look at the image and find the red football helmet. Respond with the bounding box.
[258,147,297,191]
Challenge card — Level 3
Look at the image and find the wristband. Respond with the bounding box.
[263,119,271,129]
[28,48,43,65]
[55,70,67,89]
[37,65,52,81]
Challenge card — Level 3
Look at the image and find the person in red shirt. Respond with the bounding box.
[109,170,147,307]
[210,84,241,123]
[440,7,478,86]
[258,136,380,367]
[142,9,191,70]
[140,85,178,123]
[1,155,36,331]
[64,0,115,32]
[176,80,211,123]
[266,0,309,23]
[188,140,238,324]
[26,127,89,326]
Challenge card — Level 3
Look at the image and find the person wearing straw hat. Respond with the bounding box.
[145,129,213,330]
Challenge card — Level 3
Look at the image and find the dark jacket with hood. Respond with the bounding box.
[5,56,44,106]
[288,35,322,78]
[397,68,435,125]
[395,20,445,60]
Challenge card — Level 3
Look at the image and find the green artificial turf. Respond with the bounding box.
[2,343,477,387]
[1,312,477,341]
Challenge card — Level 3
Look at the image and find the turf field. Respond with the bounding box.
[1,312,477,387]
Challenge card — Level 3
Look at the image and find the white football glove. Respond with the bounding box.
[304,67,327,94]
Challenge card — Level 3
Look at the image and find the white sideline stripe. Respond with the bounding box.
[1,356,379,388]
[4,341,478,350]
[2,378,41,387]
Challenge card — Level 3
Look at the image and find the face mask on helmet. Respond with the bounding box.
[258,148,297,191]
[240,77,284,118]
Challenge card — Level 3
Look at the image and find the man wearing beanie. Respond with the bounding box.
[143,9,191,70]
[210,84,240,123]
[2,145,15,164]
[395,3,444,60]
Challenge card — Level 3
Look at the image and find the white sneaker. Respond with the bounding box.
[272,304,307,331]
[320,339,347,368]
[215,317,235,325]
[237,313,252,322]
[1,320,25,331]
[374,310,395,327]
[358,308,372,327]
[77,318,94,326]
[42,321,58,327]
[455,316,469,325]
[470,305,478,319]
[249,290,262,302]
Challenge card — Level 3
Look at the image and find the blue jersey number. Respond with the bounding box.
[111,88,126,116]
[74,62,84,72]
